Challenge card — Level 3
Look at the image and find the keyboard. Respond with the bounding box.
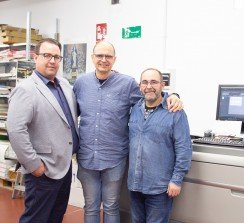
[193,137,244,147]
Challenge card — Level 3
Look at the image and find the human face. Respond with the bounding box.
[91,42,116,78]
[140,70,164,105]
[34,42,61,80]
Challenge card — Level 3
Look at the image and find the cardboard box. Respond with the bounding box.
[0,178,14,189]
[0,24,42,44]
[8,168,17,180]
[0,36,40,44]
[0,30,42,41]
[0,24,39,35]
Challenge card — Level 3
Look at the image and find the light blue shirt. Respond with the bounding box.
[128,94,192,194]
[73,71,142,170]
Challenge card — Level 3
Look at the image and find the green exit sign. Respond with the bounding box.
[122,26,141,39]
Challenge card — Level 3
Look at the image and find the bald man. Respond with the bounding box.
[73,41,183,223]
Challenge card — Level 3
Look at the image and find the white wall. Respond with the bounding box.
[167,0,244,135]
[1,0,244,135]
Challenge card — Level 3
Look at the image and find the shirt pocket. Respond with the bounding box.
[103,92,123,112]
[146,124,172,144]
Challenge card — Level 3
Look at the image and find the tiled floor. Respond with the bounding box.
[0,187,103,223]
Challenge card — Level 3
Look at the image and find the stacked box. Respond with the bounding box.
[8,167,17,180]
[0,24,42,44]
[0,159,15,179]
[0,143,16,178]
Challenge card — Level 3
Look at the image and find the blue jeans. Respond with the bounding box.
[130,191,173,223]
[77,159,126,223]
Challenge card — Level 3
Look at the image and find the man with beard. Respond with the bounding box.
[128,68,192,223]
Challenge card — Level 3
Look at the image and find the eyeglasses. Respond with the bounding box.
[140,80,161,87]
[38,53,63,62]
[93,54,114,60]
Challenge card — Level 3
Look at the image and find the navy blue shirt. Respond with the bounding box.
[35,71,79,154]
[73,71,142,170]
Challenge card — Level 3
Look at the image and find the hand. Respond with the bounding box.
[167,182,181,197]
[167,94,183,112]
[32,162,45,177]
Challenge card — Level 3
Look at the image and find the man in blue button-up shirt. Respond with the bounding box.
[73,41,183,223]
[128,68,192,223]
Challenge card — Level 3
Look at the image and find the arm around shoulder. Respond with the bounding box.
[167,93,183,112]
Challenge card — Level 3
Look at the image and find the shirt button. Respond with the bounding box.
[69,142,72,145]
[94,151,97,154]
[98,99,100,102]
[96,125,98,127]
[95,139,98,141]
[97,113,99,115]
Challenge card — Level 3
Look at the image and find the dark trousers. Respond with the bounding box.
[19,165,72,223]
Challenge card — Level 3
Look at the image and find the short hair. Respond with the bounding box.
[93,41,116,56]
[141,68,163,82]
[35,38,62,54]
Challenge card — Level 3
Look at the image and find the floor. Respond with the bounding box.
[0,187,182,223]
[0,187,103,223]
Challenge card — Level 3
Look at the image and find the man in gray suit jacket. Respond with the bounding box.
[7,38,79,223]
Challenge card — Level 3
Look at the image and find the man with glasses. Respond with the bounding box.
[7,38,79,223]
[73,41,183,223]
[128,68,192,223]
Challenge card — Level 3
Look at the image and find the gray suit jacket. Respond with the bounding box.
[7,72,78,179]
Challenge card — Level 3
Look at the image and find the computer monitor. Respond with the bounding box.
[216,85,244,134]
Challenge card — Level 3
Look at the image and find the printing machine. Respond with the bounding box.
[120,143,244,223]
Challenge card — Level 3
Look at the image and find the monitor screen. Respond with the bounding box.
[216,85,244,121]
[216,85,244,134]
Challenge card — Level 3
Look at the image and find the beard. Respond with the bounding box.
[144,90,161,103]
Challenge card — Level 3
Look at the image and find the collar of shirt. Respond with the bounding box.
[93,70,116,85]
[35,70,60,86]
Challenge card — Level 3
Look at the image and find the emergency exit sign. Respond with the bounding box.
[122,26,141,39]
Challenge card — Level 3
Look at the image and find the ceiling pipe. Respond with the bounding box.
[162,0,168,69]
[26,11,31,60]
